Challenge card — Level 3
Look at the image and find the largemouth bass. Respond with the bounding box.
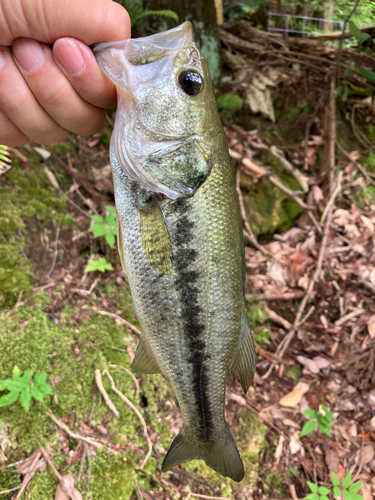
[94,22,256,482]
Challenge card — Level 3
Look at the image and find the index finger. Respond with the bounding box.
[0,0,131,45]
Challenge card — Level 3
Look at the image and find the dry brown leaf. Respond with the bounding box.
[290,431,302,455]
[56,472,83,500]
[274,435,285,463]
[325,448,340,474]
[360,446,375,466]
[296,355,320,374]
[360,483,373,500]
[279,388,303,407]
[312,356,331,369]
[367,314,375,339]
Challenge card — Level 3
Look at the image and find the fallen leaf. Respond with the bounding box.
[361,215,374,234]
[296,355,320,374]
[267,261,286,284]
[367,315,375,339]
[312,356,331,369]
[34,146,51,160]
[56,472,83,500]
[274,435,285,463]
[360,483,373,500]
[290,431,302,455]
[325,448,339,474]
[360,446,375,466]
[279,388,303,407]
[55,484,69,500]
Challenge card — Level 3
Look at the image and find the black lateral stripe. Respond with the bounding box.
[172,198,213,442]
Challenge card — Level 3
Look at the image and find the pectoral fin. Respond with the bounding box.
[231,316,256,394]
[131,337,161,374]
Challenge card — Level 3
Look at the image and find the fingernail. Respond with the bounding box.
[13,39,47,72]
[54,39,85,75]
[0,48,7,70]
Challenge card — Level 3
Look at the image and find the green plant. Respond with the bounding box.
[85,257,114,273]
[332,472,364,500]
[305,482,330,500]
[300,405,333,437]
[0,366,53,412]
[89,206,117,248]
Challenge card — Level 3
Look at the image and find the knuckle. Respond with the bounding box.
[76,109,106,136]
[42,128,68,146]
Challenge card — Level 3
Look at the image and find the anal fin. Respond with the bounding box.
[231,315,256,394]
[131,337,161,374]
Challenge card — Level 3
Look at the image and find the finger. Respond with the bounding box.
[1,0,131,45]
[0,110,29,147]
[53,38,116,109]
[12,38,106,136]
[0,46,68,145]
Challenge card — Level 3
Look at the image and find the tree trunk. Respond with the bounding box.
[129,0,221,84]
[323,0,334,31]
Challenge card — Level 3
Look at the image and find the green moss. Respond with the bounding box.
[285,365,301,384]
[0,160,74,308]
[361,154,375,174]
[254,326,270,346]
[354,185,375,207]
[216,91,243,121]
[247,300,267,330]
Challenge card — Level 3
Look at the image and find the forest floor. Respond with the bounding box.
[1,32,375,500]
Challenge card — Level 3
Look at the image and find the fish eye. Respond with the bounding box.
[178,69,203,96]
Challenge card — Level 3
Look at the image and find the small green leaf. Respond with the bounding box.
[345,68,355,77]
[359,68,375,81]
[2,379,28,392]
[348,494,365,500]
[88,225,107,237]
[349,482,363,493]
[334,86,343,98]
[307,482,318,493]
[33,372,47,386]
[12,366,21,380]
[305,494,319,500]
[333,486,341,498]
[300,419,316,437]
[318,486,331,495]
[22,371,33,384]
[358,33,371,44]
[331,472,340,486]
[349,21,363,39]
[342,85,349,102]
[342,472,352,489]
[0,380,7,391]
[38,383,53,395]
[342,490,352,500]
[106,206,117,216]
[304,408,319,419]
[321,496,329,500]
[31,386,44,403]
[105,232,116,248]
[134,9,179,22]
[91,215,104,223]
[0,391,20,407]
[19,390,32,412]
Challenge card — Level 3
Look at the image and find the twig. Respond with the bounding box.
[328,75,336,196]
[47,410,102,449]
[39,448,62,481]
[241,158,314,210]
[104,370,152,469]
[236,170,274,259]
[320,171,343,226]
[335,308,365,326]
[264,304,292,330]
[77,443,86,483]
[337,142,375,188]
[84,443,92,491]
[109,364,140,399]
[95,369,120,418]
[0,486,20,495]
[134,481,145,500]
[289,484,299,500]
[46,220,61,280]
[186,494,231,500]
[246,291,305,301]
[93,309,141,336]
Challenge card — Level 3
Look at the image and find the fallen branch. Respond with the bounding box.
[95,369,120,418]
[47,410,102,449]
[46,220,61,280]
[335,308,365,327]
[320,171,343,226]
[93,309,141,336]
[14,449,41,500]
[246,291,305,301]
[104,370,152,470]
[264,304,293,330]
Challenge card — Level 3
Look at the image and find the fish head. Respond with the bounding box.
[94,22,219,199]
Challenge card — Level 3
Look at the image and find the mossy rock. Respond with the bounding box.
[240,152,303,236]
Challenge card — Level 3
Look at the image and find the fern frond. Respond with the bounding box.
[133,9,179,23]
[0,145,11,169]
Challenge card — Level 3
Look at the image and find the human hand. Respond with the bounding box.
[0,0,130,146]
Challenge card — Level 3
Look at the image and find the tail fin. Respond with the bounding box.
[162,429,244,482]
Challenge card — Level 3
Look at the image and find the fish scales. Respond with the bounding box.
[95,22,256,482]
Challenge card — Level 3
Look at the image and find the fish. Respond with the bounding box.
[93,22,256,482]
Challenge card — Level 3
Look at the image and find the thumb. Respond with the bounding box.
[1,0,130,45]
